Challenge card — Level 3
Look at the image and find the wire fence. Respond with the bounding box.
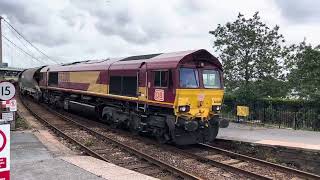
[221,100,320,131]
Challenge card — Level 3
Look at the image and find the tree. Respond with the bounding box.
[286,42,320,100]
[209,12,289,101]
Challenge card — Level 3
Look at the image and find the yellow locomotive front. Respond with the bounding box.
[172,64,225,145]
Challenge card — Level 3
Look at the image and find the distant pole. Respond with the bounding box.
[0,16,2,64]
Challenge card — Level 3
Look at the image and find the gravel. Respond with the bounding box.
[24,99,301,179]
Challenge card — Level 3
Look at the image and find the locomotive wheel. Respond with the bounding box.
[128,115,140,135]
[101,107,115,125]
[102,113,112,125]
[154,129,169,144]
[207,121,219,142]
[156,134,167,144]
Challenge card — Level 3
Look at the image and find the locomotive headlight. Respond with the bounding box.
[178,105,190,112]
[212,105,221,112]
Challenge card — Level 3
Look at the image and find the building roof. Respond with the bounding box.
[0,67,24,72]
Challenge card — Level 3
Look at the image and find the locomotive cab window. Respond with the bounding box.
[180,68,199,88]
[202,70,221,88]
[154,71,168,87]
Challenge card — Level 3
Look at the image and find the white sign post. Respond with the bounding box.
[0,81,15,180]
[0,124,10,180]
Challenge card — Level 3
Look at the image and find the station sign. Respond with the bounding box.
[0,113,13,122]
[237,106,249,117]
[0,124,10,180]
[1,100,17,112]
[0,82,16,123]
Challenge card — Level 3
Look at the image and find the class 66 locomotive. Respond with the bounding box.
[19,49,227,145]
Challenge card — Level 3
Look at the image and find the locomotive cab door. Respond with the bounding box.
[138,62,148,102]
[148,69,174,104]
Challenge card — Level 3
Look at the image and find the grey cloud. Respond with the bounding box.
[0,0,74,47]
[59,8,87,31]
[176,0,205,14]
[0,0,48,26]
[71,0,166,44]
[95,21,150,44]
[114,11,131,26]
[95,18,165,44]
[275,0,320,23]
[30,30,70,46]
[3,0,319,68]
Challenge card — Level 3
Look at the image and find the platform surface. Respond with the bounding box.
[11,131,157,180]
[218,122,320,150]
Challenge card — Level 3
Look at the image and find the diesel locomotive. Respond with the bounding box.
[19,49,225,145]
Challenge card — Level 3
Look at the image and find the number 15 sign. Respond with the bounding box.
[0,82,15,101]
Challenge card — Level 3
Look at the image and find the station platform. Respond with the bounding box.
[11,131,157,180]
[218,122,320,151]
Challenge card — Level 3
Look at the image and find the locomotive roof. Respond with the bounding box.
[41,49,222,72]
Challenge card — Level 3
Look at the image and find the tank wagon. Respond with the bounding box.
[19,49,225,145]
[19,67,44,101]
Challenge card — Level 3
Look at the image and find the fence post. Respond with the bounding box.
[263,108,265,124]
[277,106,281,129]
[294,112,296,130]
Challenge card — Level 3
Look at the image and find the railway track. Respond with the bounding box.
[55,107,320,180]
[179,144,320,180]
[20,97,199,180]
[51,109,320,180]
[20,96,320,179]
[199,143,320,179]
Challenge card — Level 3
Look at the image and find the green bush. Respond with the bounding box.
[222,95,320,130]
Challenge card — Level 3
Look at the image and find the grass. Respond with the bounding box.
[15,116,30,130]
[84,139,94,147]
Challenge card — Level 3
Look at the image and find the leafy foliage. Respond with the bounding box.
[286,42,320,100]
[209,12,289,101]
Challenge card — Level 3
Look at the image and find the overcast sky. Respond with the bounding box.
[1,0,320,66]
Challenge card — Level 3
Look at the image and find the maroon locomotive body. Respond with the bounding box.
[19,49,225,145]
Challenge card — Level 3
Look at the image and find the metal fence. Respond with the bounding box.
[221,100,320,131]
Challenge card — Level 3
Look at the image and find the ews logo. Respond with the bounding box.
[154,89,164,102]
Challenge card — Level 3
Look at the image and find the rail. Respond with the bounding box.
[20,96,201,180]
[199,143,320,180]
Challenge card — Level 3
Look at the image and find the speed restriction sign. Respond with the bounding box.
[0,82,15,101]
